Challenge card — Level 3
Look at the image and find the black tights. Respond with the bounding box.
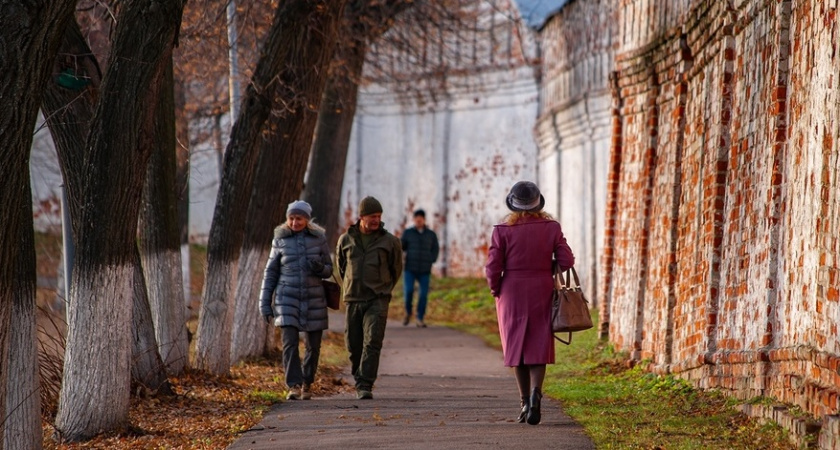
[514,364,546,401]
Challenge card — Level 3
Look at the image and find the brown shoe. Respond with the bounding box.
[286,385,301,400]
[301,384,312,400]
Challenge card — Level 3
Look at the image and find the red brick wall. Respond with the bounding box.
[598,0,840,422]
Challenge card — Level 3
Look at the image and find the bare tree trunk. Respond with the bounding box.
[4,179,42,450]
[139,58,189,376]
[130,247,173,393]
[303,39,366,247]
[41,19,102,226]
[43,17,172,390]
[0,2,75,448]
[54,0,185,441]
[195,0,347,375]
[230,89,325,363]
[303,0,413,247]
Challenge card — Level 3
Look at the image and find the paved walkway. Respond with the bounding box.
[229,314,594,449]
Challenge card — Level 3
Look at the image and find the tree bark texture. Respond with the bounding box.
[230,82,329,362]
[195,0,347,375]
[0,2,75,448]
[130,247,173,393]
[43,16,171,393]
[54,0,185,441]
[41,18,103,229]
[4,179,42,450]
[302,0,413,247]
[139,57,189,376]
[302,38,366,248]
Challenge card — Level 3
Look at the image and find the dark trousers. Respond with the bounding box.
[403,270,431,321]
[280,326,323,387]
[345,298,389,390]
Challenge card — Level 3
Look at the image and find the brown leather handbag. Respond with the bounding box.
[551,266,593,345]
[322,274,342,310]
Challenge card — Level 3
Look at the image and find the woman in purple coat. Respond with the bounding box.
[485,181,575,425]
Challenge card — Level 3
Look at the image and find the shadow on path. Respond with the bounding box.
[229,313,594,449]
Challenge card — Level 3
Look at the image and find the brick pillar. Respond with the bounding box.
[664,35,693,368]
[703,25,736,363]
[631,62,660,361]
[599,70,624,340]
[761,0,792,381]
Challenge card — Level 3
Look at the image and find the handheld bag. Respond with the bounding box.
[322,274,342,310]
[551,266,593,345]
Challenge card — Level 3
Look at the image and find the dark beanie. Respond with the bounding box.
[359,196,383,216]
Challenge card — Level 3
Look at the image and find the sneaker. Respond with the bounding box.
[286,385,301,400]
[301,384,312,400]
[402,315,410,326]
[356,389,373,400]
[416,320,427,328]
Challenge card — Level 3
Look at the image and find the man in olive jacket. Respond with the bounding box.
[336,196,403,399]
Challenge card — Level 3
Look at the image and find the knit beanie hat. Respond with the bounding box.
[358,196,383,217]
[286,200,312,219]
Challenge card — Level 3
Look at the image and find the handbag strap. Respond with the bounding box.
[554,332,572,345]
[564,267,582,289]
[553,262,565,288]
[554,263,581,290]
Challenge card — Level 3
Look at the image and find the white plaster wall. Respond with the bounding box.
[28,112,228,243]
[30,119,63,233]
[187,115,229,243]
[536,94,611,304]
[342,67,539,277]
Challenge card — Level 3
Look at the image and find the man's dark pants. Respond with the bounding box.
[280,326,323,388]
[345,297,389,390]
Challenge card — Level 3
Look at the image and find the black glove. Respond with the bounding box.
[264,314,274,324]
[308,259,325,274]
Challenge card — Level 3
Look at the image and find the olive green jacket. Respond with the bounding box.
[336,222,403,302]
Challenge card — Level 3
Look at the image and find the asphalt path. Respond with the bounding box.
[229,313,594,449]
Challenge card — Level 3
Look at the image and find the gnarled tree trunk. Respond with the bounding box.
[43,17,172,393]
[302,38,366,247]
[130,247,172,393]
[195,0,347,375]
[41,19,101,224]
[0,2,75,448]
[139,58,189,376]
[54,0,185,441]
[303,0,412,247]
[4,179,42,450]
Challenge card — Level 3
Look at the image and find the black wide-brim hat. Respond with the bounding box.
[505,181,545,212]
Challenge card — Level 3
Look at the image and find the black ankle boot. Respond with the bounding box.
[517,397,529,423]
[526,388,542,425]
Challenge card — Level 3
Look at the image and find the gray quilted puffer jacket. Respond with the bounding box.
[258,223,333,331]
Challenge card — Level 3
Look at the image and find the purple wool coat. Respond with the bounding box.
[485,217,575,366]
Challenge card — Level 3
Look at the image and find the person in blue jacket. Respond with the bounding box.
[400,209,439,327]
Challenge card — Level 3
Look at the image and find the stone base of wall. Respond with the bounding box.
[738,403,821,448]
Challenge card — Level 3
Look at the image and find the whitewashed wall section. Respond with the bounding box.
[536,92,611,305]
[30,119,63,233]
[342,67,539,277]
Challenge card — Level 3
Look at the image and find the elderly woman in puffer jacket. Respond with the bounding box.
[259,200,333,400]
